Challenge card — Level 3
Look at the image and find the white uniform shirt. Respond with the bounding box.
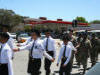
[43,36,56,58]
[7,38,15,49]
[7,32,16,58]
[57,44,72,65]
[7,32,16,49]
[20,37,33,46]
[62,41,77,51]
[0,43,13,75]
[19,38,52,60]
[68,41,77,51]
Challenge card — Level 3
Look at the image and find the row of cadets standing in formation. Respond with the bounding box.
[0,25,75,75]
[14,30,55,75]
[16,30,73,75]
[17,30,56,75]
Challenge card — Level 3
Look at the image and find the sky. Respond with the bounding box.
[0,0,100,22]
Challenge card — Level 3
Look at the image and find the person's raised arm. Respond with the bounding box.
[19,42,33,51]
[19,38,31,46]
[14,42,33,52]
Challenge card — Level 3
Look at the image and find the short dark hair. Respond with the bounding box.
[45,30,51,34]
[92,33,96,37]
[82,32,88,38]
[0,32,9,39]
[62,34,70,41]
[31,29,41,37]
[78,33,82,37]
[69,29,73,33]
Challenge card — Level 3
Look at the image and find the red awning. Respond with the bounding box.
[28,20,88,26]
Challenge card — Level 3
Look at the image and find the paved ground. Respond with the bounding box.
[13,40,100,75]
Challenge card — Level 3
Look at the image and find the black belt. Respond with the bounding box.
[46,50,54,52]
[0,63,7,66]
[62,57,68,60]
[30,58,41,61]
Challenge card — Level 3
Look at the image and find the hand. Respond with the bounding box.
[75,50,77,54]
[17,44,20,47]
[53,58,55,61]
[58,42,61,47]
[62,64,66,67]
[56,63,59,67]
[51,58,55,62]
[13,48,19,52]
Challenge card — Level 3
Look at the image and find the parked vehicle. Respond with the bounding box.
[17,33,30,43]
[40,35,46,40]
[88,30,100,37]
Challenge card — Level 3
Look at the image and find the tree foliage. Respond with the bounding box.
[0,9,23,28]
[90,20,100,24]
[24,25,32,32]
[75,16,88,23]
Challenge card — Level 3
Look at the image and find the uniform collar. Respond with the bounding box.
[47,36,52,39]
[64,43,68,46]
[0,43,6,48]
[34,38,40,41]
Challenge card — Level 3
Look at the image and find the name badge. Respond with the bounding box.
[35,45,38,49]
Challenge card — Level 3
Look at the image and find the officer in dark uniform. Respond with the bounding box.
[75,33,83,67]
[90,33,99,67]
[97,36,100,61]
[79,33,91,74]
[68,29,77,71]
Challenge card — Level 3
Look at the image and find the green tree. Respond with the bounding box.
[24,25,32,32]
[0,9,23,30]
[90,20,100,24]
[75,16,88,23]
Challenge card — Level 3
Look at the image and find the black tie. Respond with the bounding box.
[30,38,32,41]
[46,38,48,51]
[30,41,35,58]
[0,45,2,59]
[63,45,66,57]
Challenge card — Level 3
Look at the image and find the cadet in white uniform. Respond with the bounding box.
[57,35,72,75]
[62,41,77,51]
[14,30,54,75]
[0,32,13,75]
[43,31,56,75]
[2,25,16,59]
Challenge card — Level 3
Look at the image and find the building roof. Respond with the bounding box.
[24,18,88,26]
